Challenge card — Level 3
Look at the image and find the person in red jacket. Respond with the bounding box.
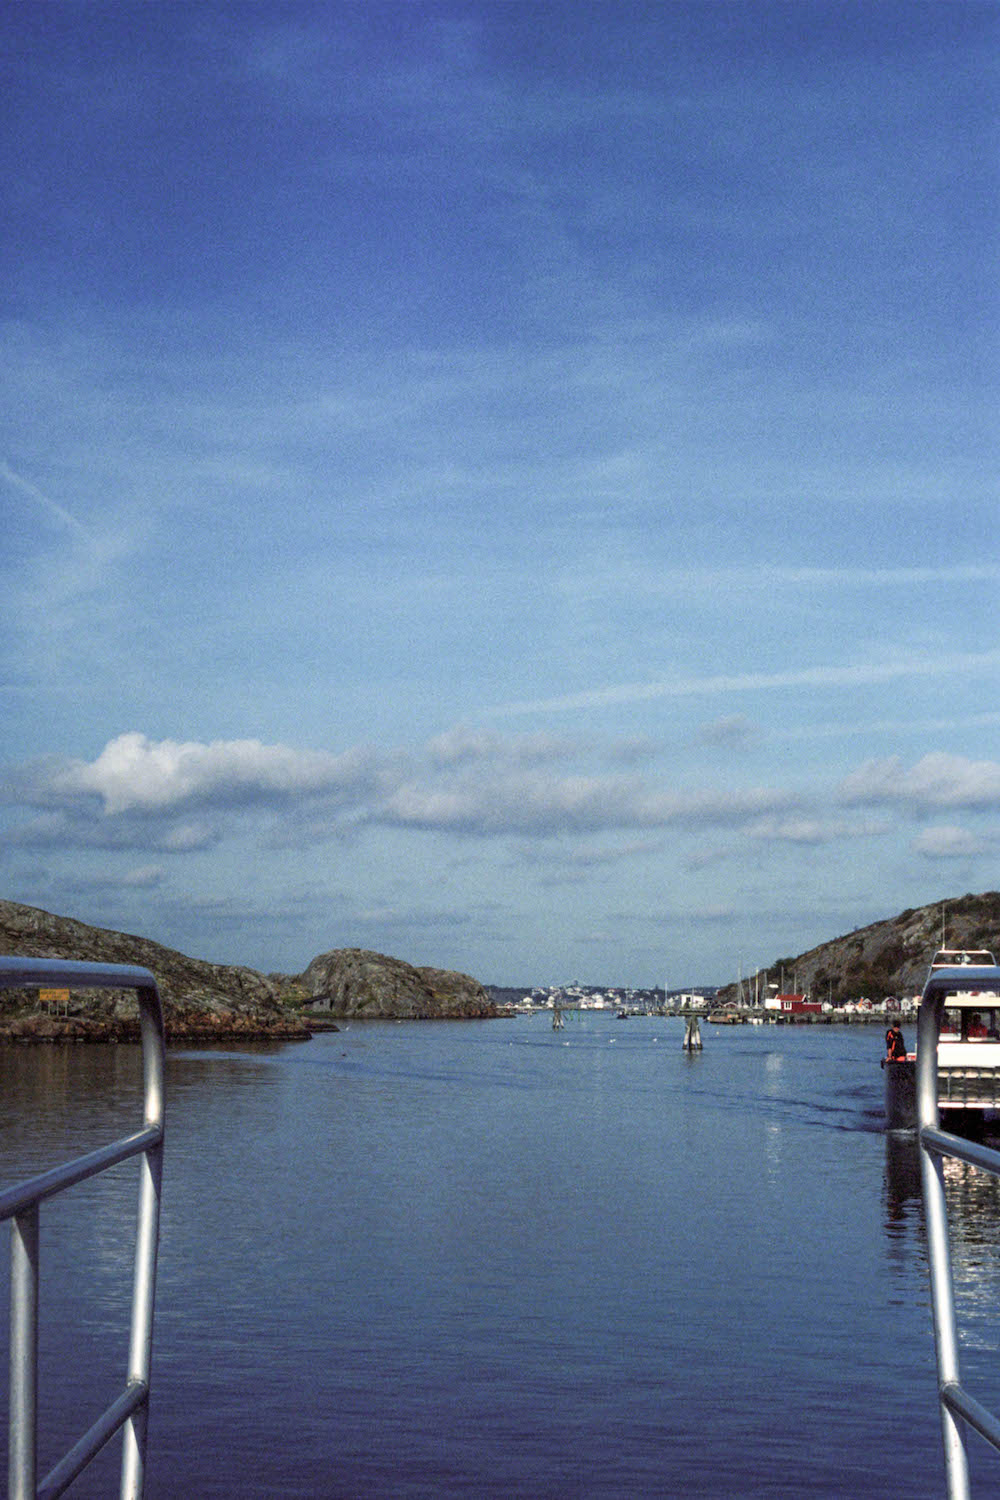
[885,1019,907,1061]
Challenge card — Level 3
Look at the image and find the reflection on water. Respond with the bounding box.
[0,1044,144,1175]
[764,1119,783,1184]
[882,1132,926,1317]
[884,1130,923,1226]
[941,1153,1000,1354]
[2,1022,995,1497]
[884,1128,921,1195]
[883,1124,1000,1361]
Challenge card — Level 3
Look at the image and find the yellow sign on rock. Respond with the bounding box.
[39,988,70,1008]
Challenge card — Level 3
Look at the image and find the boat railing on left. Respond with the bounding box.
[918,964,1000,1500]
[0,957,166,1500]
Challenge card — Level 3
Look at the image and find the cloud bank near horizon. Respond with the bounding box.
[6,731,998,857]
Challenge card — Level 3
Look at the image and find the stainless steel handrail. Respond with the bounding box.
[0,958,166,1500]
[917,967,1000,1499]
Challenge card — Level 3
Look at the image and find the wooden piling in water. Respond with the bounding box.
[683,1013,702,1050]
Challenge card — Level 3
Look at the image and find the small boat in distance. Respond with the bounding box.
[885,949,1000,1130]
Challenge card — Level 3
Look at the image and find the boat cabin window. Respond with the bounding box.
[942,1005,1000,1040]
[932,949,997,968]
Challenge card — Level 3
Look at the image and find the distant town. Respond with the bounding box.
[487,983,919,1019]
[488,984,687,1014]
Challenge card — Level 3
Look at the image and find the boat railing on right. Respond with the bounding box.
[0,957,166,1500]
[918,965,1000,1499]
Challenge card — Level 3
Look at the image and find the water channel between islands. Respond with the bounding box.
[2,1015,998,1498]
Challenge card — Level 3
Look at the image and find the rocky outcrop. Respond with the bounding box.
[301,948,497,1019]
[715,890,1000,1006]
[0,900,309,1043]
[0,900,498,1037]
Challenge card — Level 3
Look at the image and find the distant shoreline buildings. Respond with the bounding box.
[489,983,716,1014]
[487,982,919,1018]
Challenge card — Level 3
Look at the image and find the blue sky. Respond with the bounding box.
[2,1,998,987]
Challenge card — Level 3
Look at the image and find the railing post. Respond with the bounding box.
[120,1137,164,1500]
[121,978,166,1500]
[0,957,166,1500]
[918,981,971,1500]
[9,1204,39,1500]
[919,1145,971,1499]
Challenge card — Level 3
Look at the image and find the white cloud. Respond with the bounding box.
[492,651,1000,717]
[379,769,799,837]
[49,732,376,814]
[513,837,664,885]
[160,821,220,852]
[550,837,665,868]
[839,753,1000,811]
[5,726,806,845]
[122,864,166,887]
[694,715,759,749]
[0,458,92,540]
[425,725,576,767]
[913,825,992,858]
[747,817,850,845]
[3,807,221,853]
[61,863,166,895]
[7,728,996,871]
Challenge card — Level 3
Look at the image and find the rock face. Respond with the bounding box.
[0,900,498,1037]
[0,900,309,1043]
[301,948,497,1019]
[715,890,1000,1006]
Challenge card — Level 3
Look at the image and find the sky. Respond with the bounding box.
[2,1,998,988]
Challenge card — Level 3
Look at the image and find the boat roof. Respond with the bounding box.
[922,966,1000,1003]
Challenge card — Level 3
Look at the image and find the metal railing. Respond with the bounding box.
[917,968,1000,1499]
[0,958,166,1500]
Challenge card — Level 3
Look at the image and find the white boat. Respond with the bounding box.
[885,949,1000,1129]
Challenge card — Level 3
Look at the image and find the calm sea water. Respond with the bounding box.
[2,1015,1000,1498]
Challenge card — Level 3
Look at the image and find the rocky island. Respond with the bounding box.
[300,948,498,1020]
[0,900,497,1043]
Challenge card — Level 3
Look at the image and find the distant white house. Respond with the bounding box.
[579,992,607,1009]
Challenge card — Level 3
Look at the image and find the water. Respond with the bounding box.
[2,1015,1000,1497]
